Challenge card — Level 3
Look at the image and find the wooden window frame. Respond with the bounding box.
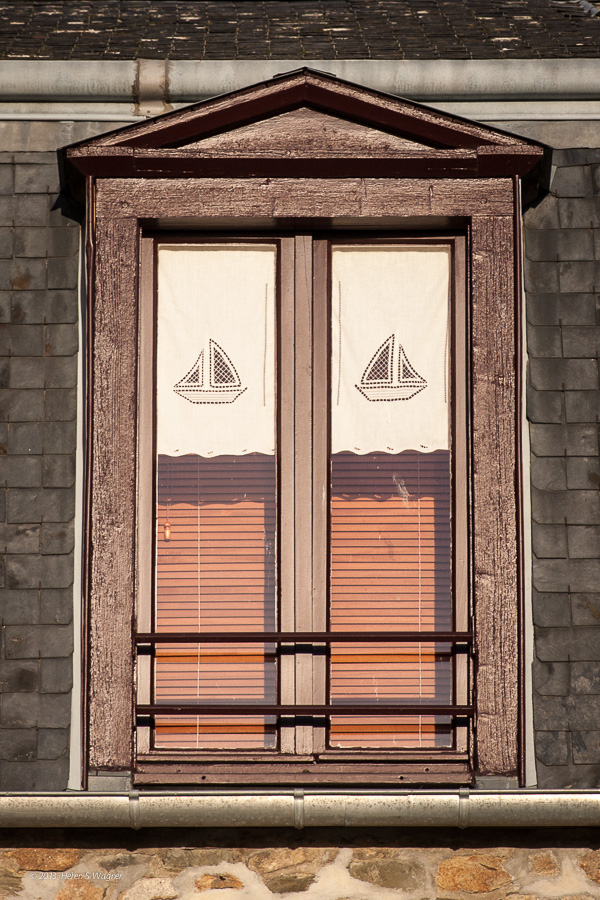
[133,231,470,782]
[83,176,523,785]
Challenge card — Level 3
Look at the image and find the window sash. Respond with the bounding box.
[136,232,470,764]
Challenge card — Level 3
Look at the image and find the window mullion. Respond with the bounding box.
[279,237,296,754]
[293,234,315,756]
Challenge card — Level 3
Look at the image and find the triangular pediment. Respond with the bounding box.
[66,68,546,181]
[185,107,434,156]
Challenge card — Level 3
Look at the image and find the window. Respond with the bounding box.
[132,232,471,782]
[68,68,543,786]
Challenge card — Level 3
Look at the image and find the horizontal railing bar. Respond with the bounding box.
[137,704,473,717]
[136,631,472,645]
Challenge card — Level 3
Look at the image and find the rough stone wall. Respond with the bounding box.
[3,832,600,899]
[524,148,600,788]
[0,151,78,791]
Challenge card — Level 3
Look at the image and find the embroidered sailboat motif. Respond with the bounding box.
[356,334,427,401]
[174,339,247,404]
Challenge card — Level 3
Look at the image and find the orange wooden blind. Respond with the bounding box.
[330,451,453,748]
[154,454,277,750]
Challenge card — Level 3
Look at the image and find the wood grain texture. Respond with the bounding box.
[471,214,519,776]
[96,177,514,220]
[88,216,139,769]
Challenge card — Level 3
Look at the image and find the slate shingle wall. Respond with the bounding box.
[525,148,600,787]
[0,152,77,791]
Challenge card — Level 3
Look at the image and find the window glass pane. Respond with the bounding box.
[330,246,452,749]
[154,245,277,750]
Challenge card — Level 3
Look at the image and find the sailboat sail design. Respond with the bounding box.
[356,334,427,401]
[174,339,247,404]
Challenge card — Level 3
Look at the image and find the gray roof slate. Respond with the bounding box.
[0,0,598,60]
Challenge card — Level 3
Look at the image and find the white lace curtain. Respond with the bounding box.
[156,244,449,458]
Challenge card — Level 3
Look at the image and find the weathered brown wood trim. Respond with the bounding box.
[87,216,139,770]
[67,152,543,181]
[96,178,515,221]
[470,214,519,777]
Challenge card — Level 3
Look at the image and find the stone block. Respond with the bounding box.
[551,166,592,198]
[567,457,600,490]
[0,292,10,323]
[7,422,42,454]
[12,290,78,325]
[41,522,74,555]
[0,389,45,422]
[5,552,73,589]
[44,323,78,356]
[6,487,71,524]
[534,731,569,766]
[534,558,600,592]
[571,661,600,693]
[530,423,597,457]
[523,195,559,229]
[534,757,600,789]
[593,164,600,195]
[565,391,600,423]
[0,728,36,762]
[573,732,600,764]
[568,525,600,558]
[4,624,73,659]
[40,588,72,625]
[530,455,566,491]
[40,658,73,693]
[526,292,560,326]
[532,523,567,558]
[572,593,600,625]
[0,358,9,389]
[14,226,49,258]
[0,195,16,222]
[46,257,78,291]
[0,456,41,487]
[524,259,559,293]
[0,589,39,624]
[37,728,69,760]
[527,228,595,261]
[0,323,10,354]
[562,325,600,357]
[559,261,600,294]
[0,228,13,258]
[435,856,511,895]
[9,357,45,389]
[536,626,600,662]
[9,324,44,356]
[533,660,570,695]
[45,389,76,422]
[3,258,47,292]
[559,198,600,229]
[526,325,561,357]
[0,523,39,553]
[0,164,14,195]
[560,293,597,325]
[15,165,60,194]
[555,149,600,166]
[47,227,79,258]
[526,387,562,424]
[0,758,69,791]
[41,422,76,454]
[532,591,571,626]
[349,858,424,892]
[0,660,38,692]
[529,358,597,391]
[42,455,75,488]
[44,357,77,388]
[15,194,49,227]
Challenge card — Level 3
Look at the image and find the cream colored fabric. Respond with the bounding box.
[157,244,276,457]
[332,246,450,454]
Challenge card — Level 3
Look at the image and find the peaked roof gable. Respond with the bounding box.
[66,68,546,181]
